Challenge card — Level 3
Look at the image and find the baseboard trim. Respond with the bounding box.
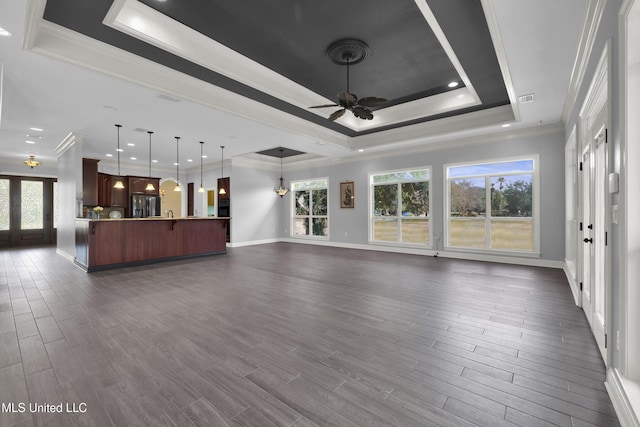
[55,248,75,263]
[228,238,281,248]
[563,261,581,306]
[266,238,564,268]
[606,368,640,427]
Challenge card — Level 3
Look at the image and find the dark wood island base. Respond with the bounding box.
[75,217,228,272]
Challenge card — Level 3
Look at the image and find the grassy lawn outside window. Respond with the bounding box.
[446,157,538,253]
[370,167,431,246]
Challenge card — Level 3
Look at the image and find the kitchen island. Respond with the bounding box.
[75,217,229,272]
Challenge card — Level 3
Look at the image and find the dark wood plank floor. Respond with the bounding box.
[0,243,619,426]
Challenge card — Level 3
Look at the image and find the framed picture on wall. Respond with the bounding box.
[340,181,355,208]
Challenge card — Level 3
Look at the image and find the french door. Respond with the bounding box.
[0,176,57,248]
[579,114,609,362]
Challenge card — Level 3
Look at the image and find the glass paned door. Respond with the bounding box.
[0,179,9,231]
[21,180,44,229]
[0,176,56,248]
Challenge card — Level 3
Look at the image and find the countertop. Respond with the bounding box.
[76,217,230,221]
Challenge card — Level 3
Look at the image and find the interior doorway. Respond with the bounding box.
[0,176,57,248]
[159,179,183,218]
[578,45,611,363]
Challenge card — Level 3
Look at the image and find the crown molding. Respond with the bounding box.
[561,0,607,124]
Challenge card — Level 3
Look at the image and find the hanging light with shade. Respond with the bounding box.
[198,141,205,193]
[174,136,181,192]
[113,124,125,189]
[145,131,156,191]
[274,149,289,197]
[218,145,226,195]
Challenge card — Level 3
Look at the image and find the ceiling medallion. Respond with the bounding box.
[326,39,370,65]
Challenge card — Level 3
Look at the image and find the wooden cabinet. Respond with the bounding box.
[97,173,111,207]
[75,218,227,271]
[82,158,99,206]
[110,176,128,207]
[217,177,230,199]
[128,176,159,195]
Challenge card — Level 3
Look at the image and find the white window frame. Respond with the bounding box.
[444,155,540,256]
[368,166,432,248]
[290,177,329,240]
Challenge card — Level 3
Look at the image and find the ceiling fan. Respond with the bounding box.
[310,39,388,121]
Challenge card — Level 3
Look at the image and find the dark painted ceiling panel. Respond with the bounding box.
[42,0,510,136]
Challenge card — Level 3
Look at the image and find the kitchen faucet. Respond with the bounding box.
[167,210,174,218]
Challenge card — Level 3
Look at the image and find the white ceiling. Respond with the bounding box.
[0,0,587,176]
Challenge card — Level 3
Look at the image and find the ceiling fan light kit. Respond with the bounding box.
[310,39,388,122]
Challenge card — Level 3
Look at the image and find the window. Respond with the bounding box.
[292,178,328,238]
[370,167,431,246]
[446,157,537,253]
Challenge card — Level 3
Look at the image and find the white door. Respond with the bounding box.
[592,122,608,361]
[580,115,609,362]
[579,145,592,316]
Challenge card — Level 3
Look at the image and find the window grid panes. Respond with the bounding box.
[447,159,535,252]
[53,181,58,229]
[0,179,9,231]
[371,168,431,246]
[293,179,328,238]
[21,180,43,230]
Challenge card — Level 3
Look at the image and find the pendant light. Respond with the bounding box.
[145,131,156,191]
[274,149,289,197]
[113,124,125,189]
[218,145,226,195]
[174,136,181,192]
[198,141,205,193]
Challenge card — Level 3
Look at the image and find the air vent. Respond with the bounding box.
[158,94,181,103]
[518,93,535,104]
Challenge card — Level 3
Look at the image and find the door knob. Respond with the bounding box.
[583,237,593,243]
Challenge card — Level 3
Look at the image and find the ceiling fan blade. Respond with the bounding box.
[309,104,340,109]
[337,92,357,106]
[328,109,346,121]
[352,106,374,120]
[357,97,388,108]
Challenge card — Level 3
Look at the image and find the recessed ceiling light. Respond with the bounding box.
[106,154,113,157]
[152,159,158,163]
[448,81,459,88]
[116,148,124,152]
[127,143,135,147]
[501,124,511,128]
[173,162,179,166]
[25,140,35,144]
[29,127,43,132]
[187,159,193,162]
[201,155,208,159]
[358,149,364,152]
[0,27,12,37]
[130,157,137,160]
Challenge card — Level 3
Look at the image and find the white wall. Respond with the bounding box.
[277,125,565,262]
[55,134,83,260]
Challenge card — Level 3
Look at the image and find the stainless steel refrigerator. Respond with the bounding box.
[131,195,160,218]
